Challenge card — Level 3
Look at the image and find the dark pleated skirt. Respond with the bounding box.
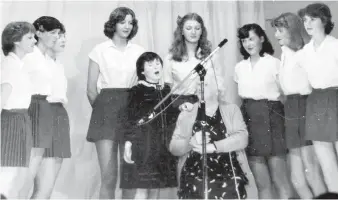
[44,103,71,158]
[241,99,287,156]
[1,109,33,167]
[305,88,338,142]
[284,94,312,149]
[86,88,129,142]
[28,95,53,148]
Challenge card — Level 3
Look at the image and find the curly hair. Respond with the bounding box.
[2,21,36,56]
[169,13,212,62]
[298,3,334,35]
[271,12,310,51]
[237,23,274,59]
[104,7,138,40]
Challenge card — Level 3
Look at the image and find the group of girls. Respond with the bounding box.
[1,17,71,199]
[235,2,338,199]
[2,2,338,200]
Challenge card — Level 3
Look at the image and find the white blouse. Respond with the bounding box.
[234,54,281,101]
[89,40,145,92]
[1,53,32,109]
[46,55,68,104]
[297,35,338,89]
[163,54,217,96]
[23,46,52,95]
[279,46,312,95]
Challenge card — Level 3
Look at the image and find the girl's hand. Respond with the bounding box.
[179,102,194,112]
[124,141,134,164]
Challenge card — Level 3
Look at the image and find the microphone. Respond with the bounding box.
[193,38,228,76]
[137,38,228,126]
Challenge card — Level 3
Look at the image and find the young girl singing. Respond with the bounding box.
[121,52,178,199]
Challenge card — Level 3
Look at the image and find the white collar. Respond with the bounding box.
[109,40,132,49]
[138,80,162,89]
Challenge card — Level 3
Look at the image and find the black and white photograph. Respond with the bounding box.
[1,0,338,199]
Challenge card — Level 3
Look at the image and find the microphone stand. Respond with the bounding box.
[194,63,208,200]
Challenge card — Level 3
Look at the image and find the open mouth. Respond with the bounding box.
[154,71,160,75]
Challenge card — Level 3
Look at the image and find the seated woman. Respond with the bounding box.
[169,68,257,199]
[121,52,179,199]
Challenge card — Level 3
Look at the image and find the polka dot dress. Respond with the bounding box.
[178,108,248,199]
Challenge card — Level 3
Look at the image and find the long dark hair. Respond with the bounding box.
[237,23,274,59]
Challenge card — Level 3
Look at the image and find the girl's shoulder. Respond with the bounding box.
[92,40,114,51]
[165,53,174,62]
[325,35,338,49]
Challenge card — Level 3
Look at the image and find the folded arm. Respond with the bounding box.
[214,105,248,152]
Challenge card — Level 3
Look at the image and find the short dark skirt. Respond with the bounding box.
[241,99,287,156]
[305,88,338,142]
[28,95,53,148]
[44,103,71,158]
[284,94,312,149]
[86,88,129,142]
[1,109,33,167]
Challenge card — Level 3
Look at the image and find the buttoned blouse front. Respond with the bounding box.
[234,54,281,101]
[163,54,214,95]
[1,52,32,109]
[278,46,312,95]
[23,46,52,95]
[46,55,68,105]
[296,35,338,89]
[89,40,145,92]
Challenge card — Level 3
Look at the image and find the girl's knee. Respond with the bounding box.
[101,174,118,187]
[135,189,148,199]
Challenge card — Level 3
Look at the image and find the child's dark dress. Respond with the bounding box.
[120,82,179,189]
[178,107,248,199]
